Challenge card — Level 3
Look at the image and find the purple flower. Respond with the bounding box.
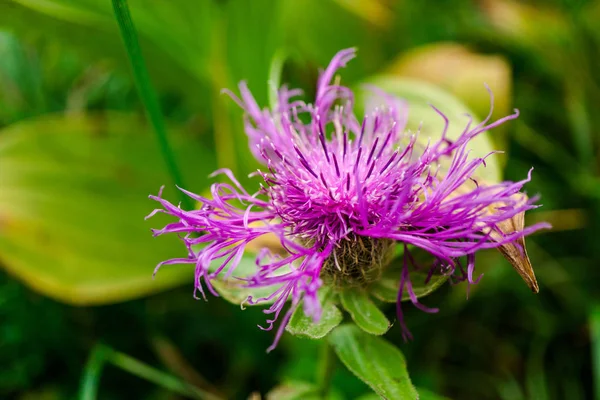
[148,48,549,351]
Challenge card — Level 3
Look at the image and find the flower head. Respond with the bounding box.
[148,48,549,351]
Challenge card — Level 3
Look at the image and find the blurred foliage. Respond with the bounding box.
[0,0,599,399]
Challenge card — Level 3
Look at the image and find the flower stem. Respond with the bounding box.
[111,0,192,210]
[317,342,336,397]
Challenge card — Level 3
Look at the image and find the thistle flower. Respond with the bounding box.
[148,48,549,351]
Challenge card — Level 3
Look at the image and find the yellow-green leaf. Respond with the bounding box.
[387,42,511,151]
[0,113,215,305]
[358,77,501,182]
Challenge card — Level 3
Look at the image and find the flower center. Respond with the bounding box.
[321,235,395,288]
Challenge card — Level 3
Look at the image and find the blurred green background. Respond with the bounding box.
[0,0,599,399]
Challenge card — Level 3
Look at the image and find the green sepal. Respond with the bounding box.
[370,248,450,303]
[339,289,390,335]
[286,287,343,339]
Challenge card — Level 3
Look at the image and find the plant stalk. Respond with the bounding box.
[111,0,192,210]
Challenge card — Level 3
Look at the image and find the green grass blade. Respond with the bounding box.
[525,339,550,400]
[79,345,108,400]
[111,0,192,210]
[79,344,222,400]
[106,347,220,400]
[591,305,600,400]
[268,49,286,110]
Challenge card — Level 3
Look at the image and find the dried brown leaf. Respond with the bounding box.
[491,195,539,292]
[448,181,539,292]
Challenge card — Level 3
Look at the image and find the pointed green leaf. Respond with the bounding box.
[0,113,216,305]
[339,290,390,335]
[287,287,343,339]
[328,325,418,400]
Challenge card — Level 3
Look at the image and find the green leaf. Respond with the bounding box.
[0,113,216,305]
[358,77,500,182]
[370,263,450,304]
[328,325,418,400]
[339,290,390,335]
[287,287,343,339]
